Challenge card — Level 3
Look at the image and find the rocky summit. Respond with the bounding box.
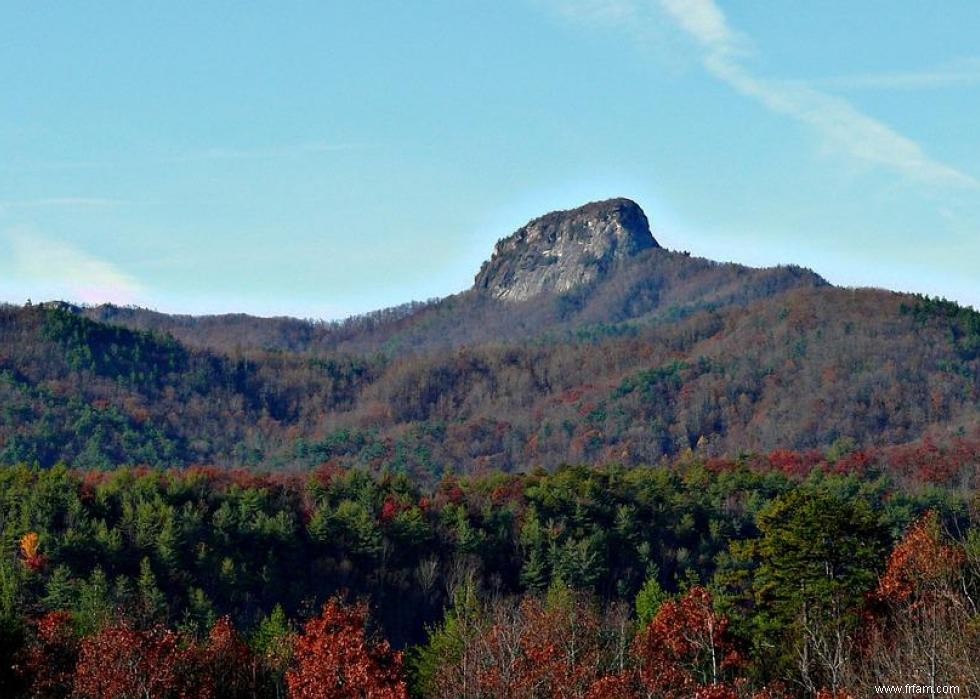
[473,197,659,302]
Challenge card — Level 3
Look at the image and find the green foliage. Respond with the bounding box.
[137,557,167,625]
[42,307,187,387]
[75,567,112,636]
[614,360,688,399]
[635,570,667,626]
[0,457,972,696]
[407,578,482,698]
[724,484,890,681]
[903,294,980,361]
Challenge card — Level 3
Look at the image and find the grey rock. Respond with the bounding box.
[473,198,659,302]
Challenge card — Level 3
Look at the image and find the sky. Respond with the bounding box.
[2,0,978,318]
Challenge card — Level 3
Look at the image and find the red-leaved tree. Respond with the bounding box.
[180,616,258,698]
[16,611,79,697]
[876,511,965,605]
[73,624,182,699]
[849,512,979,693]
[286,598,408,699]
[633,586,742,698]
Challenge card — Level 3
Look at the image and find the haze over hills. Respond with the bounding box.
[72,199,827,354]
[0,199,977,478]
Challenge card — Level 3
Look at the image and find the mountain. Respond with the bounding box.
[0,199,976,479]
[75,199,827,354]
[473,198,658,301]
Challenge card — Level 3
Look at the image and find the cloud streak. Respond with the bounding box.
[553,0,978,190]
[161,141,369,163]
[3,228,144,305]
[0,197,129,211]
[657,0,978,189]
[814,59,980,90]
[3,141,368,173]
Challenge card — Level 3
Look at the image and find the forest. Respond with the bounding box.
[1,291,977,480]
[0,447,977,697]
[0,244,977,696]
[5,0,977,691]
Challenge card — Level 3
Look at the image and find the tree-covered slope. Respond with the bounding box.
[1,286,977,478]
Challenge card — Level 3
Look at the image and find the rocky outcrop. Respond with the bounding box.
[473,198,659,302]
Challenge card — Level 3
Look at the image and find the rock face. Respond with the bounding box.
[473,198,659,302]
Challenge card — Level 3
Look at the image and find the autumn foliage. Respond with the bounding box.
[875,510,965,605]
[848,511,979,692]
[16,611,78,697]
[72,625,183,699]
[286,598,408,699]
[19,532,45,572]
[432,591,613,698]
[633,586,742,698]
[1,461,978,697]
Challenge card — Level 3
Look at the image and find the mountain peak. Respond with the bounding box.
[473,198,659,302]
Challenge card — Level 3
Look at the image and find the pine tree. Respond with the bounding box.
[137,557,167,625]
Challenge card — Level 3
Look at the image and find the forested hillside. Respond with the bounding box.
[1,287,976,478]
[0,199,977,696]
[0,456,977,696]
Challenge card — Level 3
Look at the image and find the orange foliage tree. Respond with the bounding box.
[851,511,979,693]
[20,532,45,572]
[286,598,408,699]
[875,510,965,605]
[633,586,742,699]
[73,624,182,699]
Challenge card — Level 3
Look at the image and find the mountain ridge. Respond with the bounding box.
[52,199,827,354]
[1,198,975,478]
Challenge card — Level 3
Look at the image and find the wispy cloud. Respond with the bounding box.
[3,141,368,173]
[552,0,979,190]
[813,58,980,91]
[549,0,641,23]
[161,141,368,163]
[0,197,129,211]
[660,0,738,49]
[658,0,978,189]
[3,227,144,305]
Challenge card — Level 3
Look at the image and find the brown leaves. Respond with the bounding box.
[286,598,408,699]
[16,611,79,698]
[876,510,965,606]
[72,617,262,699]
[73,625,181,699]
[633,586,742,699]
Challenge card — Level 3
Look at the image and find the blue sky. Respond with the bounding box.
[2,0,978,318]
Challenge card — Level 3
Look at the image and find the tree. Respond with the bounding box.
[184,617,258,699]
[286,598,407,699]
[408,577,482,698]
[633,586,741,698]
[136,557,167,627]
[635,571,667,626]
[734,488,887,693]
[851,512,979,693]
[73,624,181,699]
[423,584,628,698]
[16,611,78,698]
[19,533,45,573]
[253,605,294,699]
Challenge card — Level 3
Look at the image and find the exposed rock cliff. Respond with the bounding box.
[473,198,659,301]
